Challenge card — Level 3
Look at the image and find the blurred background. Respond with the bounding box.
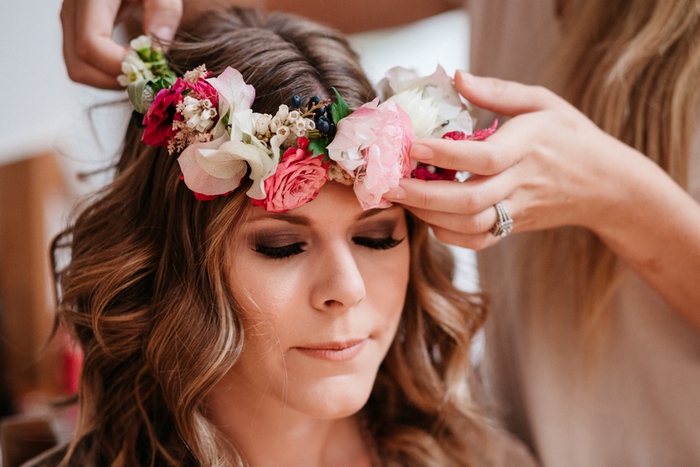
[0,1,473,463]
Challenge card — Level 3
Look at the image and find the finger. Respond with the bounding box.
[430,226,501,251]
[143,0,183,43]
[454,71,563,116]
[384,172,512,213]
[62,0,124,88]
[405,205,498,236]
[75,0,128,77]
[410,131,517,175]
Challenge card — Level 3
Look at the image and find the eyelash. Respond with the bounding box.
[254,236,403,259]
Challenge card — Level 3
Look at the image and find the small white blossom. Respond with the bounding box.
[276,126,290,138]
[270,116,282,133]
[287,110,301,123]
[292,119,307,137]
[255,114,272,135]
[130,35,152,52]
[117,51,154,87]
[181,96,217,132]
[305,118,316,130]
[274,104,289,122]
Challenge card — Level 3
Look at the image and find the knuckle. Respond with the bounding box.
[75,38,94,62]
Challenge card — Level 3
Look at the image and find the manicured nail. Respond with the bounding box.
[384,186,407,200]
[153,26,175,42]
[458,70,478,86]
[411,143,433,162]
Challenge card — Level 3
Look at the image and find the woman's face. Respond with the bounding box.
[221,182,410,420]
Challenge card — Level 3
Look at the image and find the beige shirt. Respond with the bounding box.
[468,0,700,466]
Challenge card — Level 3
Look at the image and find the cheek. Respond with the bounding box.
[363,243,411,329]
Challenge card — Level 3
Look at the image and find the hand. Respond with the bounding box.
[383,71,643,250]
[61,0,183,89]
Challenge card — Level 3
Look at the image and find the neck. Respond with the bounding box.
[205,379,373,467]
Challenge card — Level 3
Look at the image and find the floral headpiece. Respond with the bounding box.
[119,36,497,213]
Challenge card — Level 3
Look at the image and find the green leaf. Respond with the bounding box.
[127,80,150,114]
[331,88,351,124]
[308,137,329,158]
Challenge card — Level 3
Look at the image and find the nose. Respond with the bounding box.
[310,241,366,313]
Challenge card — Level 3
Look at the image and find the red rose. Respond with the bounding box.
[142,79,186,146]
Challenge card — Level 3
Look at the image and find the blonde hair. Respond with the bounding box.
[53,8,490,466]
[539,0,700,349]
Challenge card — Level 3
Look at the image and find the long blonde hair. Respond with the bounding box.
[53,8,490,466]
[540,0,700,346]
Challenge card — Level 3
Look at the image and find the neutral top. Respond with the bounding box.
[467,0,700,465]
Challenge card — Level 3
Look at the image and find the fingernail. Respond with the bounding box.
[384,186,407,200]
[153,26,175,42]
[411,143,433,162]
[458,70,478,86]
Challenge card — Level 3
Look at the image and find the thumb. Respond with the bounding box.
[454,70,562,117]
[143,0,183,43]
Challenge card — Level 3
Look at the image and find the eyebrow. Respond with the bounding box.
[250,206,394,226]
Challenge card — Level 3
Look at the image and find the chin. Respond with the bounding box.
[287,373,376,420]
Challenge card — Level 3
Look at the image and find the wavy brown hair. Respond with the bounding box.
[535,0,700,352]
[53,7,489,467]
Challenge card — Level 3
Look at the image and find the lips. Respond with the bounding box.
[294,339,367,361]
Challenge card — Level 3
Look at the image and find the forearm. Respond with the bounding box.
[589,140,700,332]
[184,0,455,33]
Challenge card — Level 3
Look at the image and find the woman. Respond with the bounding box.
[38,7,537,467]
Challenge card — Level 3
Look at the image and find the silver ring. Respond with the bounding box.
[490,202,513,237]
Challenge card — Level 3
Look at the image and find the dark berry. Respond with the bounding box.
[289,95,302,108]
[318,120,330,134]
[314,107,326,117]
[309,96,322,106]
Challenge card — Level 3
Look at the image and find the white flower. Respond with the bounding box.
[388,88,441,139]
[207,67,256,140]
[287,110,301,123]
[274,104,289,122]
[181,96,217,132]
[117,51,154,87]
[130,35,152,52]
[254,114,272,135]
[292,119,307,137]
[305,119,316,130]
[378,65,473,137]
[178,134,278,199]
[270,116,282,133]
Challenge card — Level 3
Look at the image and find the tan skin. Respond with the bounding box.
[60,0,700,331]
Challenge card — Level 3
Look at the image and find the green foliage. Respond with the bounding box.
[331,88,351,124]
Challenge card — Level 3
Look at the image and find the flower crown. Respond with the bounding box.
[119,36,497,212]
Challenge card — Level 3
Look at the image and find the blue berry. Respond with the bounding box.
[289,95,302,108]
[318,120,330,133]
[309,96,322,106]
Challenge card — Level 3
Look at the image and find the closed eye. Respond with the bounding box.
[352,236,404,250]
[254,242,306,259]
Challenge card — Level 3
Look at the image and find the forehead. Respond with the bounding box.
[245,183,403,227]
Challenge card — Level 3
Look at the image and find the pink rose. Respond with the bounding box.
[252,147,329,213]
[328,99,416,210]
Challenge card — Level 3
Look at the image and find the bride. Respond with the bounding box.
[38,7,536,467]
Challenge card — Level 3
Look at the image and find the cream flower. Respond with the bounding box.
[207,67,256,140]
[379,65,473,138]
[117,51,154,87]
[129,35,152,52]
